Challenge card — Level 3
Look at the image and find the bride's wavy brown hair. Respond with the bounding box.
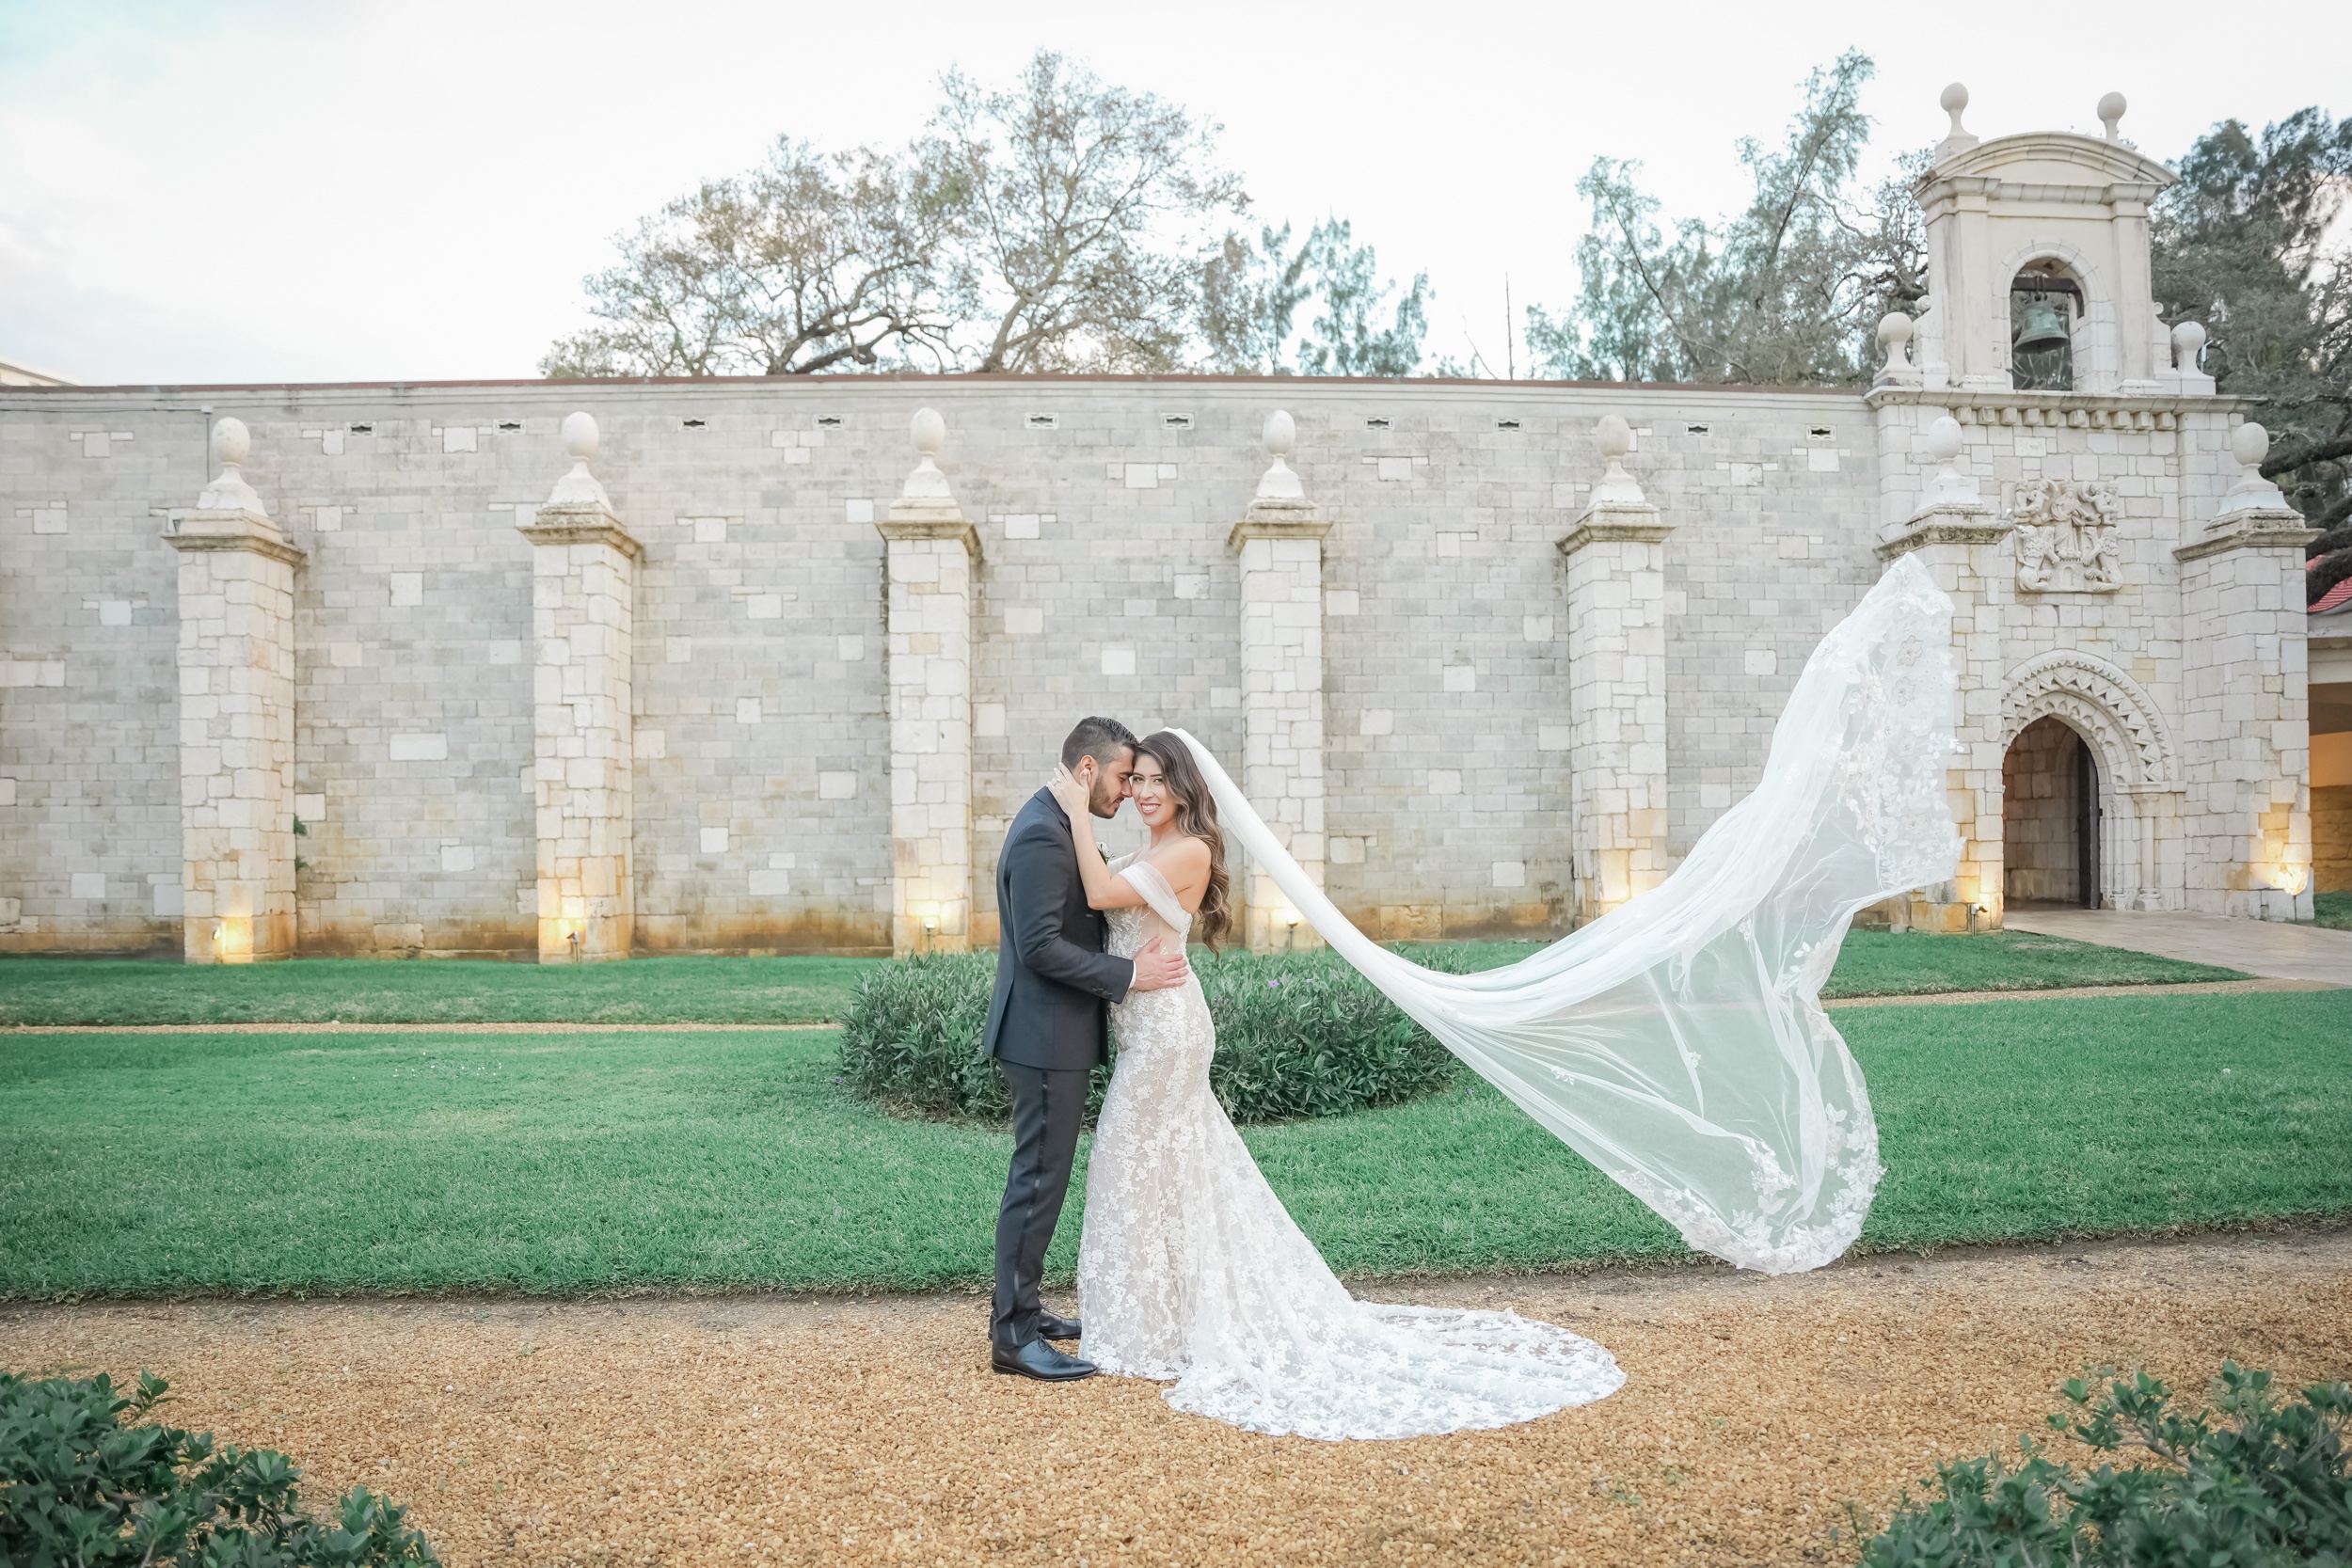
[1133,730,1233,951]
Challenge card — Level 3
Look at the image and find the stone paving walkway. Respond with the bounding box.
[2006,907,2352,986]
[7,1229,2345,1566]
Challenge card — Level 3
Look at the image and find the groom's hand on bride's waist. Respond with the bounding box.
[1129,937,1190,993]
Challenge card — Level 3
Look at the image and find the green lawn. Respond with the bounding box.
[0,928,2240,1027]
[0,955,878,1027]
[2314,891,2352,931]
[3,990,2343,1298]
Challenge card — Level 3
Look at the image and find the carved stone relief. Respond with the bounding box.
[2010,477,2123,592]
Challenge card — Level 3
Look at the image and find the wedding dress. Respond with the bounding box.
[1074,557,1957,1438]
[1077,852,1627,1439]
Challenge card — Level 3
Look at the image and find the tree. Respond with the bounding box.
[540,138,960,377]
[920,50,1246,373]
[1196,217,1429,375]
[1527,51,1923,386]
[2152,108,2352,605]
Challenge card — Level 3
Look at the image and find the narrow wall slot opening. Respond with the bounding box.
[1364,417,1391,431]
[348,423,373,434]
[1026,413,1059,431]
[497,421,521,432]
[815,416,843,428]
[1161,413,1193,430]
[1807,426,1835,440]
[1495,419,1522,432]
[1687,423,1710,435]
[682,419,707,429]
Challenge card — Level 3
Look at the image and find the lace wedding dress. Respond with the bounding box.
[1077,853,1627,1440]
[1076,557,1960,1439]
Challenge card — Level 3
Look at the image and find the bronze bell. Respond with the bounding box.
[2015,296,2070,352]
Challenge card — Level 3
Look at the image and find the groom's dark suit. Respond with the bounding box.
[985,786,1135,1354]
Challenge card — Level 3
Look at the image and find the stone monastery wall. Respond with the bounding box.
[5,377,1897,956]
[0,97,2326,958]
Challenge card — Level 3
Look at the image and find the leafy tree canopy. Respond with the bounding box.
[2153,108,2352,601]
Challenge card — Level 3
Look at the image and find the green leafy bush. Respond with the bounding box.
[1865,1361,2351,1567]
[0,1368,438,1567]
[838,945,1474,1123]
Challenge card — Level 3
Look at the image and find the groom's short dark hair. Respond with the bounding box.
[1062,716,1137,770]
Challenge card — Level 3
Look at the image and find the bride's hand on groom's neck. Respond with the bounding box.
[1047,763,1094,828]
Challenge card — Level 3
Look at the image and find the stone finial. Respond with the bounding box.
[1875,311,1919,387]
[1935,82,1978,162]
[1590,415,1645,507]
[1917,414,1983,511]
[2170,319,2207,372]
[545,411,614,510]
[2097,91,2127,143]
[196,417,267,514]
[1254,409,1305,501]
[902,407,952,500]
[2217,420,2290,515]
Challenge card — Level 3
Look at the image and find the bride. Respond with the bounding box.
[1040,555,1958,1442]
[1046,736,1626,1442]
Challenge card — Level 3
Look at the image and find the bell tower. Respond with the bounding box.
[1909,87,2193,396]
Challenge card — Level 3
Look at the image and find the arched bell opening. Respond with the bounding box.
[2009,261,2085,392]
[2002,715,2104,909]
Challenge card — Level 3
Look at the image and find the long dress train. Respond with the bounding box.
[1077,856,1625,1440]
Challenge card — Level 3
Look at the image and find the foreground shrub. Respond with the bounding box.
[839,944,1479,1123]
[0,1367,438,1566]
[1864,1361,2351,1567]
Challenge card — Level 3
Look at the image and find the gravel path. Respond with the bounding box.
[6,1229,2345,1566]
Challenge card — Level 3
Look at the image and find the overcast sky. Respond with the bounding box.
[2,0,2344,387]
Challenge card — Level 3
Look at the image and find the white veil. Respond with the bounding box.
[1173,554,1959,1274]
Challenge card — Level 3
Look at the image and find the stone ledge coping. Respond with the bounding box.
[162,512,307,568]
[877,511,980,558]
[1557,503,1670,556]
[1874,508,2010,561]
[2173,509,2318,563]
[518,502,642,560]
[1866,387,2228,428]
[1229,502,1331,548]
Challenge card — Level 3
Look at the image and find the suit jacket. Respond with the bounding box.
[983,787,1135,1071]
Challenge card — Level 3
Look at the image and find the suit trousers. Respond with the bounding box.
[991,1061,1089,1352]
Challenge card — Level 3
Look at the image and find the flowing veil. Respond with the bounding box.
[1172,554,1959,1274]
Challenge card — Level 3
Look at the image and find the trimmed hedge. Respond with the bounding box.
[838,945,1481,1123]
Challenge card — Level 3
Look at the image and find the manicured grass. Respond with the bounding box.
[0,928,2241,1027]
[2313,891,2352,930]
[3,990,2344,1297]
[0,955,878,1027]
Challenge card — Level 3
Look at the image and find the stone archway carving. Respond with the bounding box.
[1998,650,2181,910]
[2000,651,2174,784]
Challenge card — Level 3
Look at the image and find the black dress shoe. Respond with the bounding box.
[1036,1312,1083,1341]
[993,1338,1098,1381]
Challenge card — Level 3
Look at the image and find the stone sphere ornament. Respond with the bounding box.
[1941,82,1969,129]
[561,411,599,460]
[2170,319,2208,371]
[2098,91,2127,140]
[211,417,252,469]
[1597,414,1633,459]
[1927,416,1964,466]
[2233,421,2269,468]
[912,406,946,456]
[1263,408,1296,458]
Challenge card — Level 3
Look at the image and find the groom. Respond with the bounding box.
[985,715,1189,1381]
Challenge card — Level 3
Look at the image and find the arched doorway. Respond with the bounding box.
[2003,716,2103,909]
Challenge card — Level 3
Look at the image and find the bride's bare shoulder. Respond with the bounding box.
[1158,835,1212,880]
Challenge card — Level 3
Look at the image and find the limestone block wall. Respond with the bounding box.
[0,411,190,950]
[1,372,2310,954]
